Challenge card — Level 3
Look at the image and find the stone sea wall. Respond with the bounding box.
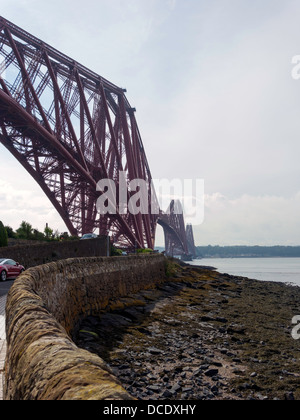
[4,254,166,400]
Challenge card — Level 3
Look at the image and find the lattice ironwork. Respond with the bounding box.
[186,223,197,258]
[0,16,195,253]
[158,200,189,257]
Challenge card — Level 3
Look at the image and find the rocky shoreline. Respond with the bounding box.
[74,261,300,400]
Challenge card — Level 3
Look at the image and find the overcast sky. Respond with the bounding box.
[0,0,300,246]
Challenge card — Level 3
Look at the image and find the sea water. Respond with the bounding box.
[190,257,300,287]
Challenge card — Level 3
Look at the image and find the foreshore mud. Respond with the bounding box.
[75,260,300,400]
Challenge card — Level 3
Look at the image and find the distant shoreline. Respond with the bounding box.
[194,256,300,259]
[155,246,300,259]
[195,246,300,259]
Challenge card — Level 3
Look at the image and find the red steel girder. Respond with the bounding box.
[158,200,189,257]
[0,16,157,249]
[0,16,194,253]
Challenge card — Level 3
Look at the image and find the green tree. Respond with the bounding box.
[59,232,70,241]
[5,225,16,239]
[44,224,53,240]
[32,228,45,241]
[17,221,33,240]
[0,221,8,247]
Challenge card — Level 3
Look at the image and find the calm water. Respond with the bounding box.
[190,258,300,287]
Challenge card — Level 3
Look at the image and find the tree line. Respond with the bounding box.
[196,245,300,258]
[0,220,78,247]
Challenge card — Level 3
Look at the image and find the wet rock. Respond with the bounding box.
[171,383,182,393]
[148,347,164,355]
[216,317,228,323]
[204,369,219,378]
[285,392,295,401]
[147,385,161,393]
[163,390,174,398]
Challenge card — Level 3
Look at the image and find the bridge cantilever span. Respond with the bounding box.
[158,200,189,257]
[0,16,195,255]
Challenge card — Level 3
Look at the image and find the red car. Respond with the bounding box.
[0,258,25,282]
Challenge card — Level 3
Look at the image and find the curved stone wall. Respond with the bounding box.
[4,254,166,400]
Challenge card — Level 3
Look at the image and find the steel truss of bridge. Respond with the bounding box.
[0,16,196,257]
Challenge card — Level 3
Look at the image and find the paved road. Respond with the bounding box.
[0,280,14,297]
[0,279,14,339]
[0,279,14,400]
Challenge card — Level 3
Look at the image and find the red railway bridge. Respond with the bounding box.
[0,17,196,258]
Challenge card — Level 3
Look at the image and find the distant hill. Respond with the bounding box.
[196,246,300,258]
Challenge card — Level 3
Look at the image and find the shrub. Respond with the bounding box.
[0,221,8,247]
[111,246,123,256]
[137,248,153,254]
